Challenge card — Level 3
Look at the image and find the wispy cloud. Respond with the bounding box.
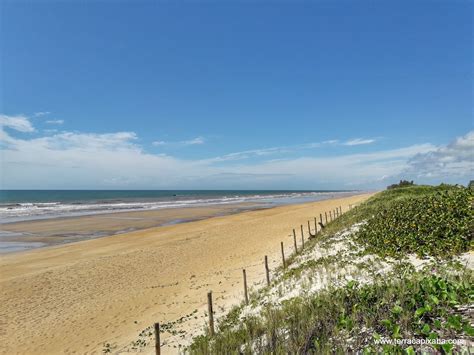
[33,111,51,117]
[1,112,470,189]
[206,138,374,163]
[152,137,372,159]
[207,147,290,163]
[343,138,376,146]
[36,131,139,151]
[152,136,206,147]
[183,136,205,145]
[152,140,167,146]
[0,114,35,132]
[43,129,59,134]
[402,131,474,181]
[45,119,64,125]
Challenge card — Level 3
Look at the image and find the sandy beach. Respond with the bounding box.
[0,202,263,253]
[0,193,373,354]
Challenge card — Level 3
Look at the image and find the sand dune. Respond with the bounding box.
[0,193,373,354]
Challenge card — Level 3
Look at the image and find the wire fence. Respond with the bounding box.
[153,203,358,353]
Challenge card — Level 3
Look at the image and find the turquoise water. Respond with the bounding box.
[0,190,355,223]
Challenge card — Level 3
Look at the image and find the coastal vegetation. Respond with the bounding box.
[387,180,416,189]
[188,184,474,354]
[355,185,472,258]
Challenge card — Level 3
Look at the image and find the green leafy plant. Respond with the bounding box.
[188,269,474,354]
[354,187,473,258]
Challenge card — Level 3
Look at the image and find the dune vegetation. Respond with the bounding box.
[188,184,474,354]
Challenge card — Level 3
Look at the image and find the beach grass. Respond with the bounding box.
[189,265,473,354]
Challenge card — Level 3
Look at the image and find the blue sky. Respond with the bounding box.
[1,0,472,189]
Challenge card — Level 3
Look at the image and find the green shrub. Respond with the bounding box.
[354,187,473,258]
[469,180,474,190]
[387,180,415,189]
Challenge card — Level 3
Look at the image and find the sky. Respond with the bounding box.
[0,0,472,190]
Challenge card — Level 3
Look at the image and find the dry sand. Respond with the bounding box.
[0,193,373,354]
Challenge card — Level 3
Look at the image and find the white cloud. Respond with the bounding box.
[402,131,474,182]
[45,119,64,125]
[33,111,51,117]
[152,141,167,146]
[152,136,205,147]
[214,143,437,188]
[1,114,470,189]
[43,129,58,134]
[1,129,183,189]
[0,127,438,189]
[207,147,290,163]
[206,139,372,163]
[343,138,376,146]
[0,114,35,132]
[322,140,339,145]
[183,136,205,145]
[32,131,139,151]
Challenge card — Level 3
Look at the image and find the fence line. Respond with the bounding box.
[154,204,349,353]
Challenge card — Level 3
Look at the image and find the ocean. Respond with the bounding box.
[0,190,356,224]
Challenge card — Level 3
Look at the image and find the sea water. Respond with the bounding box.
[0,190,356,223]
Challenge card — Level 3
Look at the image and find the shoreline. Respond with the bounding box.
[0,192,374,354]
[0,190,362,225]
[0,202,265,254]
[0,191,368,254]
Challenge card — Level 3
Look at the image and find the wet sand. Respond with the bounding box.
[0,193,374,354]
[0,203,261,253]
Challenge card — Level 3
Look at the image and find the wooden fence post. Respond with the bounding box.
[264,255,270,286]
[281,241,286,268]
[339,206,342,215]
[154,323,161,355]
[329,210,332,222]
[207,291,214,336]
[302,224,306,247]
[314,217,318,234]
[293,229,298,253]
[307,220,315,238]
[325,212,328,224]
[243,269,249,304]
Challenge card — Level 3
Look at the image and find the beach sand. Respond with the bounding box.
[0,193,373,354]
[0,203,262,252]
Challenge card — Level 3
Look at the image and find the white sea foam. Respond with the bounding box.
[0,191,357,223]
